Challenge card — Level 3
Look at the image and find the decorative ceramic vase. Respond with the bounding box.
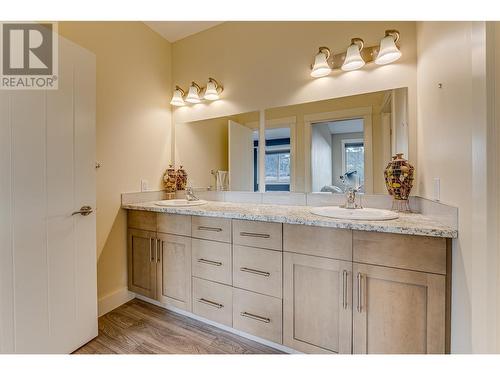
[176,166,188,191]
[384,153,414,212]
[163,164,177,193]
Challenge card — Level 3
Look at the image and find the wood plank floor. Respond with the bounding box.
[74,298,284,354]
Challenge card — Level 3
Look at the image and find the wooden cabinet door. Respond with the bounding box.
[283,252,352,354]
[156,233,192,311]
[127,228,157,299]
[353,263,446,354]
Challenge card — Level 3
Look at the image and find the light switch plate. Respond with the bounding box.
[141,179,149,192]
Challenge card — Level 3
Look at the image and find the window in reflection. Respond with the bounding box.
[343,140,365,188]
[253,127,291,192]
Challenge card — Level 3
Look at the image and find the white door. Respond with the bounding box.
[228,120,254,191]
[0,36,97,353]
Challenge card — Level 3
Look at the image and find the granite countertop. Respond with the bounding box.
[122,200,457,239]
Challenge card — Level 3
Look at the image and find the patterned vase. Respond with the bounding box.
[176,166,188,191]
[384,153,414,212]
[163,164,177,193]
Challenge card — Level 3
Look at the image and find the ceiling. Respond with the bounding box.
[314,118,364,134]
[144,21,224,43]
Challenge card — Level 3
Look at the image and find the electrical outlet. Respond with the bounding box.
[433,178,440,201]
[141,179,149,192]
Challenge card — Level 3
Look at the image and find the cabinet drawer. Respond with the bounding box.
[157,213,191,236]
[283,224,352,260]
[192,239,232,285]
[192,216,231,243]
[353,231,447,275]
[233,245,282,298]
[232,288,282,344]
[192,277,232,327]
[232,220,282,251]
[127,210,156,232]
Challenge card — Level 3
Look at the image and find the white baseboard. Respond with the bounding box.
[98,287,135,317]
[134,294,300,354]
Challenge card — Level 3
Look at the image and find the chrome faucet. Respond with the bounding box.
[342,187,361,209]
[185,186,199,201]
[340,171,363,209]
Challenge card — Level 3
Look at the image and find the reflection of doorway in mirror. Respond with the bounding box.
[311,118,366,193]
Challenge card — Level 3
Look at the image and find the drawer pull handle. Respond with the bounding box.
[198,226,223,232]
[239,232,270,239]
[198,298,223,309]
[240,311,271,324]
[240,267,270,277]
[197,258,223,267]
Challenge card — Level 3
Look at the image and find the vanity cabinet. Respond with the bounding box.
[352,263,446,354]
[127,211,193,311]
[156,233,192,311]
[127,209,451,354]
[127,228,157,299]
[283,252,352,354]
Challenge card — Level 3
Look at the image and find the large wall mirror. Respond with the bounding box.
[175,111,260,191]
[265,87,409,194]
[174,87,409,194]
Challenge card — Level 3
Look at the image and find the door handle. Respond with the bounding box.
[357,272,362,313]
[157,239,162,263]
[71,205,93,216]
[150,239,155,263]
[342,270,348,310]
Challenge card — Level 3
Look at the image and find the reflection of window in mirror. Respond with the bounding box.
[260,128,291,192]
[342,139,365,190]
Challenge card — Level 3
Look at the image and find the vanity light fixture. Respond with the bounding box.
[170,86,186,106]
[310,30,401,78]
[341,38,365,71]
[375,30,402,65]
[204,77,223,101]
[310,47,332,78]
[186,81,203,104]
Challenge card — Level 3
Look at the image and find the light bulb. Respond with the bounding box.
[170,86,185,106]
[186,82,202,104]
[375,31,402,65]
[341,38,365,71]
[310,47,331,78]
[204,78,223,101]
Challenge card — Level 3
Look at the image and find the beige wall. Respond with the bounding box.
[171,21,417,175]
[417,21,498,353]
[496,21,500,355]
[58,22,172,309]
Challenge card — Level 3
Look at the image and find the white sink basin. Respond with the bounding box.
[310,206,399,221]
[155,199,207,207]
